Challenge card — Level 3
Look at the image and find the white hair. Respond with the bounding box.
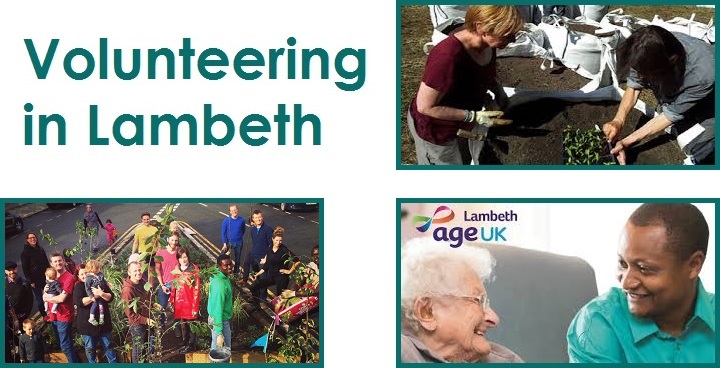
[401,237,495,333]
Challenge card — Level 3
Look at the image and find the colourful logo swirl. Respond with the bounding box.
[412,206,455,232]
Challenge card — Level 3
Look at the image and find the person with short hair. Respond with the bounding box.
[156,231,181,332]
[208,254,233,351]
[603,26,715,165]
[132,212,158,255]
[5,261,33,322]
[400,237,522,363]
[567,203,715,363]
[18,319,46,363]
[408,5,525,165]
[122,261,157,363]
[240,210,273,286]
[220,204,246,275]
[43,252,79,363]
[42,267,62,317]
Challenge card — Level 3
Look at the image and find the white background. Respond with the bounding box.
[1,2,719,367]
[401,203,716,294]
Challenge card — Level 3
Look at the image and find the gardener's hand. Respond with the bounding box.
[610,141,628,165]
[153,303,163,311]
[147,319,158,327]
[281,290,296,299]
[216,335,225,347]
[602,120,622,142]
[473,110,512,127]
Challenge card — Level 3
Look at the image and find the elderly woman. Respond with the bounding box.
[603,25,715,165]
[401,238,522,363]
[408,5,524,165]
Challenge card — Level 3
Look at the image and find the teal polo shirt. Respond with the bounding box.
[567,280,715,363]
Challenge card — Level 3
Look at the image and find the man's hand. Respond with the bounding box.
[220,244,227,253]
[216,335,225,347]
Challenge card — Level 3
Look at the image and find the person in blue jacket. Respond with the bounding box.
[220,204,245,275]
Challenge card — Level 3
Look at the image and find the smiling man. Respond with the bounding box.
[400,237,522,363]
[567,203,715,363]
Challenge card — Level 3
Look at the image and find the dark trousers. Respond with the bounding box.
[248,274,290,302]
[129,325,154,363]
[30,280,47,316]
[178,318,196,347]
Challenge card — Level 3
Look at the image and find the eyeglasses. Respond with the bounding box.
[435,293,490,311]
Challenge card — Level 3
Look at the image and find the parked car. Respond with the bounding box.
[278,203,319,212]
[5,211,24,235]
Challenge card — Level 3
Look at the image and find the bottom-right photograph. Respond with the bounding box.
[398,200,715,363]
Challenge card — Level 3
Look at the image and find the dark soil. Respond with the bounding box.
[399,5,709,165]
[486,56,685,165]
[497,57,589,91]
[479,99,685,165]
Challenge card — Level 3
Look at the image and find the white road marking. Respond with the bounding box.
[200,203,208,207]
[219,211,229,217]
[311,220,319,224]
[298,216,305,219]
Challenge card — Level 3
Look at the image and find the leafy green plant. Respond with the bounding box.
[563,126,616,165]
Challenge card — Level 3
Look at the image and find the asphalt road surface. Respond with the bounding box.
[5,202,321,282]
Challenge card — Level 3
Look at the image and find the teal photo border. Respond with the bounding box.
[396,2,718,170]
[2,198,323,367]
[396,197,719,364]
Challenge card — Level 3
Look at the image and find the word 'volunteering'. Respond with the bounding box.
[25,37,365,91]
[22,37,368,146]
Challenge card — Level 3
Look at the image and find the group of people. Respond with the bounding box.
[6,206,321,363]
[408,5,714,165]
[401,203,714,363]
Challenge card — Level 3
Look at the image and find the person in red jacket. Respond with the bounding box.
[169,247,201,353]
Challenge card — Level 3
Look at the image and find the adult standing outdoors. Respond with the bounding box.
[603,26,715,165]
[122,261,158,363]
[156,231,181,332]
[20,232,51,318]
[220,204,246,276]
[73,263,117,363]
[5,261,34,323]
[83,203,103,252]
[240,210,273,286]
[248,227,295,304]
[407,5,524,164]
[169,247,201,353]
[208,254,233,351]
[132,212,158,256]
[43,252,79,363]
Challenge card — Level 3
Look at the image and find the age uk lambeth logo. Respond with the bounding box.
[412,205,455,232]
[411,205,518,247]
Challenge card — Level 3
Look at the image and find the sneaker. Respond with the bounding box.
[99,316,105,325]
[179,346,194,354]
[88,318,98,326]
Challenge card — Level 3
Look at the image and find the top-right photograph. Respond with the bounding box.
[399,5,715,167]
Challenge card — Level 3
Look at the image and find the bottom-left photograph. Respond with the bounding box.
[3,201,322,364]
